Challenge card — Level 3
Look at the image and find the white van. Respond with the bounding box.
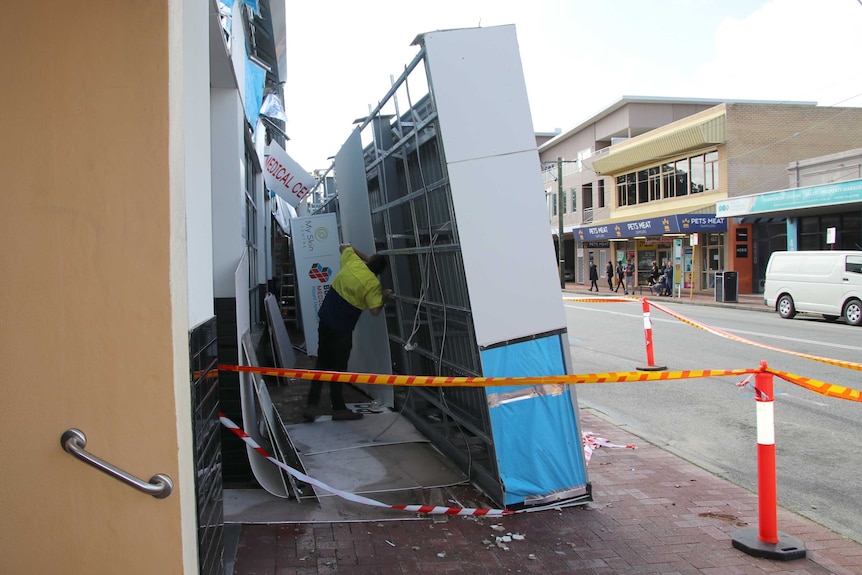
[764,250,862,326]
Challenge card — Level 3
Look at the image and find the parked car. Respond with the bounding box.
[763,250,862,325]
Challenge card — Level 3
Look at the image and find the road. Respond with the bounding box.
[564,296,862,544]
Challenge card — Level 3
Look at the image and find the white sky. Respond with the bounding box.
[284,0,862,172]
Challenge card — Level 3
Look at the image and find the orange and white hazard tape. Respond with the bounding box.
[767,368,862,402]
[564,297,638,304]
[218,363,753,387]
[218,362,862,402]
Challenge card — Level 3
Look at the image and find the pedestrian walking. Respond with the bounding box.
[624,257,635,295]
[662,262,674,296]
[606,260,614,291]
[615,260,624,292]
[588,261,599,291]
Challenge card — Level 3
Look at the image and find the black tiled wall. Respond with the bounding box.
[214,297,253,484]
[190,316,223,575]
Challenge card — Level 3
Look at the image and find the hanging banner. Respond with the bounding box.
[265,142,315,207]
[289,214,340,356]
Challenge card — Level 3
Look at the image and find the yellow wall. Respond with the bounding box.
[0,3,193,572]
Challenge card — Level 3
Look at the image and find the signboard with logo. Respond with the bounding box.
[289,213,340,356]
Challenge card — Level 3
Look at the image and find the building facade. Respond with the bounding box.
[718,148,862,291]
[540,99,862,294]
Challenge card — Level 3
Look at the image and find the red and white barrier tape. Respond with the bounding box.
[582,432,636,465]
[219,412,514,516]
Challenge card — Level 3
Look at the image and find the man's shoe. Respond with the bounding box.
[302,408,318,423]
[332,409,363,421]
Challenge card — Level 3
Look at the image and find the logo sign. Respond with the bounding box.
[308,263,332,283]
[289,214,340,357]
[264,142,315,207]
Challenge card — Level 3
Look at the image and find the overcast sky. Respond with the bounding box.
[283,0,862,172]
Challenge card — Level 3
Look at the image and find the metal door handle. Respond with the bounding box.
[61,428,173,499]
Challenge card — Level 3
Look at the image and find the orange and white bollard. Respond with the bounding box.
[636,298,666,371]
[732,362,806,560]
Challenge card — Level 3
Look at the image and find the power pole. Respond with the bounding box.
[558,156,565,288]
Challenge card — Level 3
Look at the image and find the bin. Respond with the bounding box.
[715,270,738,303]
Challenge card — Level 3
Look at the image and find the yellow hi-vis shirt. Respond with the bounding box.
[332,247,383,310]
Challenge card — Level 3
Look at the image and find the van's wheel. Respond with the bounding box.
[823,315,839,322]
[777,295,796,319]
[844,299,862,326]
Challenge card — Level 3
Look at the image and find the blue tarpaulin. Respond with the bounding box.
[481,335,588,506]
[245,58,266,128]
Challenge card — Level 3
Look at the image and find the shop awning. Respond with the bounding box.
[716,178,862,217]
[591,109,726,174]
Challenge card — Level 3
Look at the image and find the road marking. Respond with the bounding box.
[781,392,829,408]
[707,326,862,353]
[563,302,862,352]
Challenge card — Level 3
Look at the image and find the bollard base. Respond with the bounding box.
[636,364,667,371]
[731,528,806,560]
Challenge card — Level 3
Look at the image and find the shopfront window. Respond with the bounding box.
[649,167,661,201]
[701,232,724,289]
[638,169,649,204]
[614,149,718,206]
[674,158,689,197]
[617,176,627,206]
[690,154,705,193]
[627,173,637,206]
[705,151,719,191]
[799,212,862,250]
[662,163,675,198]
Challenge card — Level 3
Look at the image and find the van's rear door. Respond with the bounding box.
[843,255,862,304]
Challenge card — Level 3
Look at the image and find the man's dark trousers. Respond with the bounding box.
[307,321,353,411]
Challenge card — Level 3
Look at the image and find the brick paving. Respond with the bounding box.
[230,289,862,574]
[232,407,862,575]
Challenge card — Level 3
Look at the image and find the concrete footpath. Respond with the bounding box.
[229,287,862,575]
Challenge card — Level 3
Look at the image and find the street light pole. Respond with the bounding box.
[557,156,565,288]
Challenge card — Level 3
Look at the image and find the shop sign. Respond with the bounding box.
[575,213,726,241]
[678,216,726,232]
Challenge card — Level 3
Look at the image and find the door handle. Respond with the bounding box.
[61,428,173,499]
